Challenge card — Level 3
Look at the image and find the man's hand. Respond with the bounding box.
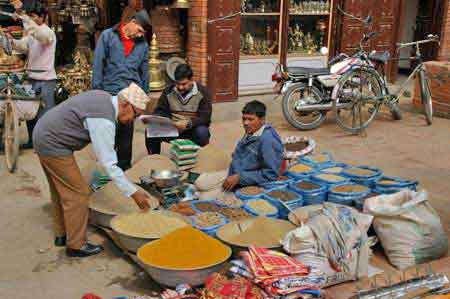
[174,120,189,132]
[223,174,240,191]
[131,189,159,211]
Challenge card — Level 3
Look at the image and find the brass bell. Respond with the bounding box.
[172,0,190,9]
[148,34,166,91]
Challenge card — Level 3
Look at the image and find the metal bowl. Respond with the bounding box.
[89,209,114,228]
[137,243,231,287]
[150,169,182,188]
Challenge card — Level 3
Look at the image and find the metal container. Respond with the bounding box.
[89,209,114,228]
[137,245,231,287]
[150,170,182,188]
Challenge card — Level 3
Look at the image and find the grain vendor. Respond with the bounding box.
[33,83,159,258]
[223,100,283,191]
[92,9,150,171]
[145,63,212,154]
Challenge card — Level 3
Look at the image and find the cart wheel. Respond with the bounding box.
[4,101,20,172]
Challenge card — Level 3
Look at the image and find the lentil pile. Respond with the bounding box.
[247,199,277,215]
[219,207,252,221]
[169,202,196,216]
[315,173,345,183]
[332,184,368,193]
[345,167,376,177]
[138,226,231,269]
[322,166,344,173]
[194,212,224,228]
[216,193,243,208]
[238,186,264,196]
[289,164,312,173]
[111,211,189,238]
[378,179,396,185]
[296,181,320,190]
[284,141,309,152]
[194,201,221,212]
[267,190,298,202]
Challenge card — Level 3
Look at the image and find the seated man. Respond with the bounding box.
[223,100,283,191]
[145,63,212,154]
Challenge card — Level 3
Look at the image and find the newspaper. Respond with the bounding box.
[140,115,179,138]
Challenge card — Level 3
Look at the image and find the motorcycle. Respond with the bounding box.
[272,13,400,130]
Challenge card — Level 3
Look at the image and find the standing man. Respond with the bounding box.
[92,9,150,170]
[145,64,212,155]
[11,0,57,149]
[223,100,283,191]
[33,83,159,258]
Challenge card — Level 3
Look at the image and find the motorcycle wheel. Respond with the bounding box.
[282,83,327,130]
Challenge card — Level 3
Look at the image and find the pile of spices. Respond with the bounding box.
[219,207,252,221]
[295,181,321,190]
[219,217,295,248]
[322,166,345,173]
[169,202,196,216]
[267,190,298,202]
[315,173,345,183]
[289,164,312,173]
[194,201,221,212]
[332,184,368,193]
[238,186,264,196]
[137,226,231,269]
[111,211,189,239]
[285,141,309,152]
[194,212,224,228]
[247,199,277,215]
[216,193,243,208]
[345,167,376,177]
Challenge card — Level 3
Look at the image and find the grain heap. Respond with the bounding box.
[267,190,298,202]
[284,141,309,152]
[307,153,329,163]
[332,184,368,193]
[169,202,196,216]
[315,173,345,183]
[90,183,144,215]
[247,199,277,215]
[194,201,221,212]
[238,186,264,196]
[321,166,345,173]
[289,163,312,173]
[137,226,231,269]
[216,193,243,208]
[194,212,224,228]
[218,217,295,248]
[218,207,252,221]
[125,155,176,182]
[295,181,321,190]
[111,211,189,238]
[170,139,200,171]
[378,179,396,185]
[345,167,376,177]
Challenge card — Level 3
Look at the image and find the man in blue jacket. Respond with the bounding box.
[223,100,284,190]
[91,10,150,170]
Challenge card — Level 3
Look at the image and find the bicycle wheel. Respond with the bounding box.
[282,83,327,130]
[4,101,20,172]
[333,67,383,133]
[419,69,433,125]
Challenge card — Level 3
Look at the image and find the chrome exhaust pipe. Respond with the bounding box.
[296,102,350,112]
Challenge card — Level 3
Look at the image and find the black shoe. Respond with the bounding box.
[54,236,66,247]
[66,243,104,258]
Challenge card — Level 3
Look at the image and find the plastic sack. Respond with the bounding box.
[364,189,448,270]
[282,203,373,287]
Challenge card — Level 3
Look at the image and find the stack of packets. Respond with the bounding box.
[230,247,325,299]
[170,139,201,171]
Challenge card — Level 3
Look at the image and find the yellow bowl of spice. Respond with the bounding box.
[137,226,231,287]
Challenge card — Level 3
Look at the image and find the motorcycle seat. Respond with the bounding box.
[368,51,390,64]
[287,67,330,76]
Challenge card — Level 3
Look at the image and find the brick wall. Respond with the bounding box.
[438,0,450,60]
[186,0,209,86]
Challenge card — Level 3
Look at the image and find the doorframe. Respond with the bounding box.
[389,0,407,81]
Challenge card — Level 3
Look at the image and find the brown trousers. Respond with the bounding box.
[38,155,92,249]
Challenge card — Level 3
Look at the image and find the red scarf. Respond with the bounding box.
[119,23,135,57]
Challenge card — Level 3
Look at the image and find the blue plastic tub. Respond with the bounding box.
[191,212,227,236]
[328,184,371,206]
[289,179,328,205]
[374,176,418,194]
[318,162,351,174]
[235,186,266,201]
[285,162,318,180]
[342,165,383,188]
[243,198,279,218]
[311,173,350,190]
[263,188,303,219]
[299,152,334,168]
[260,178,294,190]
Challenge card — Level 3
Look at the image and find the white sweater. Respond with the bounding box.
[13,15,57,81]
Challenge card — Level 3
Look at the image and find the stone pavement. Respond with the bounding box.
[1,94,449,299]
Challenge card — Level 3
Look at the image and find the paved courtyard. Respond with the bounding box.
[1,93,449,299]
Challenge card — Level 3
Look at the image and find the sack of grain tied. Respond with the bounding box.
[170,139,201,171]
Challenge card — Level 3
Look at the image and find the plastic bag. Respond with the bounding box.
[364,189,448,269]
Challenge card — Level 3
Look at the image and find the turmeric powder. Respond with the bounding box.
[137,226,231,270]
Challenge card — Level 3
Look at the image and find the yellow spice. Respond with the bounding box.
[289,164,312,173]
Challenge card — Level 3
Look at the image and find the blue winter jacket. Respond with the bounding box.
[91,24,149,95]
[228,125,284,186]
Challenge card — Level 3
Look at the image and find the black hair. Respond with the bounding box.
[174,64,193,81]
[242,100,266,118]
[28,2,46,18]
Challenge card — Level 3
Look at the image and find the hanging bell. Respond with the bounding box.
[172,0,190,9]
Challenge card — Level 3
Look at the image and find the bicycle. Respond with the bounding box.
[333,34,440,133]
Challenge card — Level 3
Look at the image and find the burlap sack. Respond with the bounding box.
[364,189,448,270]
[191,145,231,174]
[125,154,176,182]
